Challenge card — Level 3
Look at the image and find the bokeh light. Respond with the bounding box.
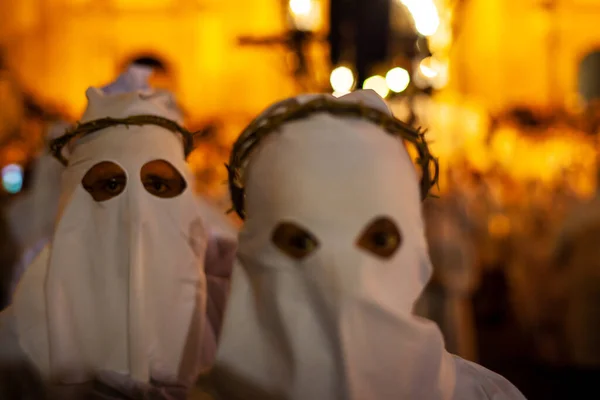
[399,0,440,37]
[330,66,355,94]
[2,164,23,194]
[289,0,312,16]
[288,0,321,31]
[363,75,390,98]
[386,67,410,93]
[419,57,438,78]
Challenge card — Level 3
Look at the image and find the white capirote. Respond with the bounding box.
[9,87,208,387]
[7,64,156,290]
[213,90,526,399]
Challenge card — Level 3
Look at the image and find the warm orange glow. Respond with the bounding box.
[488,213,511,238]
[3,0,600,207]
[112,0,173,7]
[3,145,27,165]
[0,0,329,118]
[0,0,331,200]
[485,123,597,192]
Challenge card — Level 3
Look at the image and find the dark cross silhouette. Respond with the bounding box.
[237,3,326,91]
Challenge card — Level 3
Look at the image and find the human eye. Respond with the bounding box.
[82,162,127,202]
[356,216,402,259]
[140,160,187,199]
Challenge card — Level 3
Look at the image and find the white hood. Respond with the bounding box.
[7,64,157,256]
[12,86,207,386]
[213,90,457,399]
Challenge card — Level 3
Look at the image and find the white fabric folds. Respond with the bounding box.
[11,86,208,387]
[213,90,526,400]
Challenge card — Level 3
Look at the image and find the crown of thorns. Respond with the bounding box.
[227,96,440,220]
[49,115,199,166]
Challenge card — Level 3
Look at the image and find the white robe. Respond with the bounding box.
[212,90,525,399]
[0,86,236,399]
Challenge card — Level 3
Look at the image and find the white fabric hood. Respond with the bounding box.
[7,64,156,256]
[11,83,207,386]
[213,90,458,399]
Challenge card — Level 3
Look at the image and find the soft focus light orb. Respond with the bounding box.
[413,6,440,36]
[2,164,23,194]
[400,0,440,36]
[290,0,312,16]
[330,66,355,93]
[289,0,321,31]
[386,68,410,93]
[363,75,390,98]
[419,57,438,78]
[414,57,449,89]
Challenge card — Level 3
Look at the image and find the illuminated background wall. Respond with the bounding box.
[2,0,600,198]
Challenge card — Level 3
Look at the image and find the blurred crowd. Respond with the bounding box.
[420,144,600,397]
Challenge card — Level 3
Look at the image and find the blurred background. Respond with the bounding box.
[1,0,600,398]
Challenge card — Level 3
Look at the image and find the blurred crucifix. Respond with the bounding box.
[237,0,326,91]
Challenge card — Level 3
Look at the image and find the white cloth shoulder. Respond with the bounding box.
[453,356,526,399]
[10,244,51,374]
[0,308,25,363]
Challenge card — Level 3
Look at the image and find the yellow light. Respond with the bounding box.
[419,57,438,78]
[363,75,390,98]
[428,21,452,52]
[400,0,440,36]
[415,57,449,89]
[290,0,312,16]
[431,66,449,89]
[330,66,355,93]
[385,67,410,93]
[289,0,321,31]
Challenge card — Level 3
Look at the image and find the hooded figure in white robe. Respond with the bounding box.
[204,90,525,399]
[6,65,153,303]
[7,65,154,260]
[0,77,236,399]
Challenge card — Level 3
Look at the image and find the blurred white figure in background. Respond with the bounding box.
[206,90,525,399]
